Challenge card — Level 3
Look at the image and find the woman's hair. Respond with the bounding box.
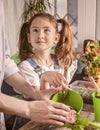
[19,13,75,75]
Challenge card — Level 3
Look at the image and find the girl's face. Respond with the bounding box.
[27,17,59,52]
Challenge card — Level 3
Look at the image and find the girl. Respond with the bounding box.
[18,13,77,91]
[13,13,77,130]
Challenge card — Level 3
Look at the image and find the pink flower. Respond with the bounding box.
[66,109,76,124]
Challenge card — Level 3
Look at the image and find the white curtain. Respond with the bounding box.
[78,0,96,51]
[96,0,100,40]
[4,0,24,55]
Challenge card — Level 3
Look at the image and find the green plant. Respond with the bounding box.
[11,52,21,65]
[23,0,53,22]
[65,113,100,130]
[81,40,100,78]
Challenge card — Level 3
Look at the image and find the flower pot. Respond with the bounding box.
[92,92,100,122]
[52,90,83,113]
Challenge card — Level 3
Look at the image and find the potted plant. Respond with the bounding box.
[81,40,100,83]
[51,40,100,128]
[81,40,100,122]
[22,0,53,22]
[52,89,100,130]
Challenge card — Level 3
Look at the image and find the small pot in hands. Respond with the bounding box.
[52,89,83,113]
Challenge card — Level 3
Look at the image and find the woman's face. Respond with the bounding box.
[27,17,59,52]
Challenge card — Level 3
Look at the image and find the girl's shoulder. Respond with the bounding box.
[18,59,32,69]
[18,59,39,75]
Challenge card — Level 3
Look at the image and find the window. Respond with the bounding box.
[50,0,78,49]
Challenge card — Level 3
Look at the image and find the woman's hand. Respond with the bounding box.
[40,71,69,89]
[0,92,70,127]
[33,87,61,100]
[27,100,71,126]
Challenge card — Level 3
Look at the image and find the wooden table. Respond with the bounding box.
[19,104,100,130]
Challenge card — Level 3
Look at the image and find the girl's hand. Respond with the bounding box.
[40,71,69,89]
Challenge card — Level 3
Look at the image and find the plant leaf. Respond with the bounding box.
[89,121,100,129]
[65,113,100,129]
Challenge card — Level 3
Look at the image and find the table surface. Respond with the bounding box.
[19,104,100,130]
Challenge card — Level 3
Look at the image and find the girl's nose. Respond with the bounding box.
[38,30,44,39]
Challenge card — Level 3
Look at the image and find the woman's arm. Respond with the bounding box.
[4,72,37,99]
[4,71,63,100]
[0,92,29,117]
[0,92,71,126]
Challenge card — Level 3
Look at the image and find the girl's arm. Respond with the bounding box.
[40,79,50,90]
[18,61,69,90]
[40,71,69,90]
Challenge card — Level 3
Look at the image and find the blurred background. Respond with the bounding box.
[3,0,100,55]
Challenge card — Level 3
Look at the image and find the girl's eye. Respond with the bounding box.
[32,29,38,32]
[45,28,50,33]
